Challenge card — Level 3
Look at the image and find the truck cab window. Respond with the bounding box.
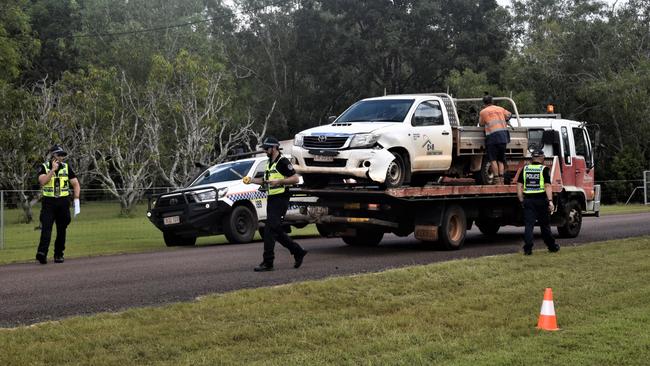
[412,101,443,126]
[527,129,544,150]
[573,127,587,157]
[573,127,592,167]
[562,127,571,165]
[337,99,414,123]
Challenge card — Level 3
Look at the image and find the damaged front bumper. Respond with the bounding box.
[292,147,395,183]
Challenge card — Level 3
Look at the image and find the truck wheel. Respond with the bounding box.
[557,200,582,238]
[476,221,500,236]
[439,205,466,250]
[474,159,495,185]
[342,228,384,246]
[163,232,196,247]
[223,205,258,244]
[383,152,406,188]
[316,223,336,238]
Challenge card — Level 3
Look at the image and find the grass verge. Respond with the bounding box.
[0,202,318,265]
[1,202,648,265]
[599,203,650,215]
[1,236,649,365]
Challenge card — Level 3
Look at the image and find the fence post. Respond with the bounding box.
[0,190,4,250]
[643,170,650,205]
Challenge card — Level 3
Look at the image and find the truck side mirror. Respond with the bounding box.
[327,115,338,124]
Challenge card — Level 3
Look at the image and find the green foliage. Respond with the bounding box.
[0,0,40,82]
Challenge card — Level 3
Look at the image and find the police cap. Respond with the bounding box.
[531,149,545,158]
[261,137,280,149]
[49,144,67,157]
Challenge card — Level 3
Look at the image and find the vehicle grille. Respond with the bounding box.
[303,136,349,149]
[156,192,196,208]
[305,158,348,168]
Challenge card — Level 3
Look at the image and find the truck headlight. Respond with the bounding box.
[294,133,305,147]
[193,189,219,202]
[349,133,379,148]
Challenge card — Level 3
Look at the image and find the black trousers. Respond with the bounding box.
[37,197,71,257]
[523,197,556,252]
[263,195,303,264]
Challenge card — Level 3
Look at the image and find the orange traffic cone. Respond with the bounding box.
[536,288,560,331]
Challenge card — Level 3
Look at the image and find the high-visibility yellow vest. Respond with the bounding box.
[265,158,286,196]
[42,162,70,197]
[523,164,545,194]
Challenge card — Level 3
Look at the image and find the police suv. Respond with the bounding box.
[147,156,311,247]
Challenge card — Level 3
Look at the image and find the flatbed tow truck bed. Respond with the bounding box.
[289,158,576,250]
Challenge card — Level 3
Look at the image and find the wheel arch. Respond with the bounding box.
[388,146,412,183]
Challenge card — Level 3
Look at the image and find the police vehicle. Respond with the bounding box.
[147,156,312,247]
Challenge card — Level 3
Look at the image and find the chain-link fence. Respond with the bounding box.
[0,181,647,256]
[597,180,647,204]
[0,188,175,258]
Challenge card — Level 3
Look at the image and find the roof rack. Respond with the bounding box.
[453,96,522,127]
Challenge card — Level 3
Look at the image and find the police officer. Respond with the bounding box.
[35,145,81,264]
[244,137,307,271]
[516,149,560,255]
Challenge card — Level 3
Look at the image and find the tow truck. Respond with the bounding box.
[291,95,600,248]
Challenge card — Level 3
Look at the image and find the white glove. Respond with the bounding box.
[73,198,81,218]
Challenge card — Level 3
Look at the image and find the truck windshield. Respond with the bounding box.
[190,160,255,187]
[337,99,414,123]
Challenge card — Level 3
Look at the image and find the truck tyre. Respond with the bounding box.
[316,223,336,238]
[223,205,258,244]
[383,152,406,188]
[163,232,197,247]
[439,205,466,250]
[342,228,384,246]
[557,200,582,238]
[476,221,500,236]
[474,159,495,185]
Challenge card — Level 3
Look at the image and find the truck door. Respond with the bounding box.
[560,126,576,187]
[251,161,268,218]
[409,100,453,171]
[572,127,595,197]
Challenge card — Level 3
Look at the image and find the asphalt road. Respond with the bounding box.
[1,212,649,328]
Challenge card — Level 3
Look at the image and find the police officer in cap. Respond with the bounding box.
[243,137,308,271]
[516,148,560,255]
[35,145,81,264]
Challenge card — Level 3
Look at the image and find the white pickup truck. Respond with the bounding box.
[292,93,527,187]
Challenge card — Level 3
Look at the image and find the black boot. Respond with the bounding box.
[254,262,274,272]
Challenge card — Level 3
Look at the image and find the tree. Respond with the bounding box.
[0,0,39,83]
[146,51,272,188]
[0,82,52,222]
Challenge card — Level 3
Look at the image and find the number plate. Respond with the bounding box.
[313,155,334,162]
[163,216,180,225]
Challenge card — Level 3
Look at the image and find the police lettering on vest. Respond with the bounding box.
[523,164,545,194]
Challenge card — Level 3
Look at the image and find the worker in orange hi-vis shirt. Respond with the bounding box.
[479,94,512,185]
